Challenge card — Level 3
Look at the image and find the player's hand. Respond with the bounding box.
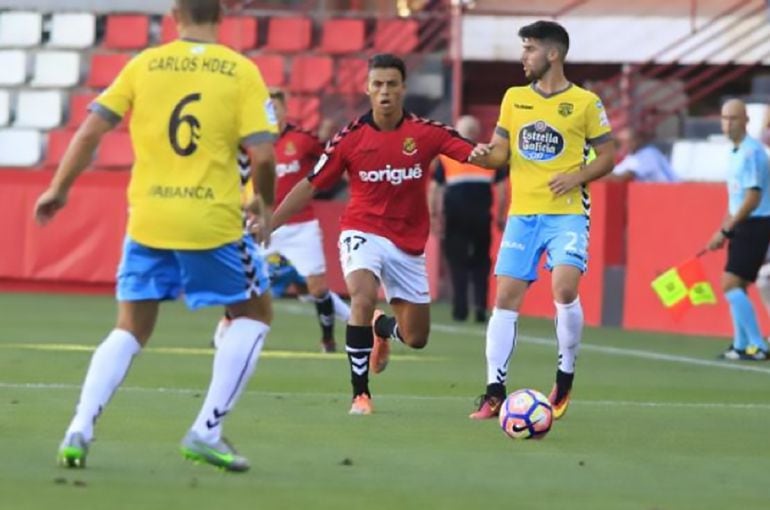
[469,143,493,164]
[34,187,68,226]
[548,172,582,196]
[707,230,726,251]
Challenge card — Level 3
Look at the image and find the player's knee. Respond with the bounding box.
[399,324,430,349]
[553,286,578,304]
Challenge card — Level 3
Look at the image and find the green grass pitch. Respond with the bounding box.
[1,292,769,509]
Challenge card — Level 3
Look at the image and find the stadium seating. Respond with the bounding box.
[336,58,368,95]
[0,11,42,47]
[48,13,96,49]
[287,95,321,131]
[44,128,75,167]
[31,51,81,88]
[251,54,286,87]
[87,53,132,89]
[67,92,98,128]
[218,17,258,51]
[0,129,42,166]
[374,19,418,54]
[104,15,150,50]
[161,16,178,44]
[0,91,9,127]
[265,17,313,52]
[320,18,367,54]
[0,50,27,86]
[14,91,63,130]
[96,131,133,168]
[289,55,333,93]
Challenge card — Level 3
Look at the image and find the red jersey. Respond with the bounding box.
[308,111,474,255]
[239,123,323,224]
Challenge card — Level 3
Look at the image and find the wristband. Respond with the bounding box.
[720,228,735,239]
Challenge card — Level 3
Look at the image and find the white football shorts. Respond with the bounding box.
[265,219,326,277]
[338,229,430,304]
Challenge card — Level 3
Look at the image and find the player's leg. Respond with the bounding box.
[179,235,272,471]
[59,237,180,468]
[543,215,589,419]
[470,215,540,419]
[306,273,351,353]
[369,238,432,374]
[339,230,384,414]
[756,261,770,344]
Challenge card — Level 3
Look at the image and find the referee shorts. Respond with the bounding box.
[726,216,770,282]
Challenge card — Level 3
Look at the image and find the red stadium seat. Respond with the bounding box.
[67,92,98,128]
[104,15,149,50]
[218,17,258,51]
[289,55,333,93]
[97,131,133,168]
[44,128,75,167]
[336,57,368,95]
[320,18,366,54]
[374,19,418,54]
[161,16,177,44]
[250,54,285,87]
[286,95,320,131]
[87,53,132,88]
[265,16,312,52]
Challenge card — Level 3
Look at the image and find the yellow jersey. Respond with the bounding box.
[496,83,612,215]
[92,39,278,249]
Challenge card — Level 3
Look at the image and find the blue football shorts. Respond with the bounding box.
[494,214,589,282]
[116,234,269,310]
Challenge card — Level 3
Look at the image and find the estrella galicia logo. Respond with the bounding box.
[518,121,565,161]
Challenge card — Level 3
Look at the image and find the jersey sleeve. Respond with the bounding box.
[90,55,139,124]
[307,137,346,190]
[741,148,763,189]
[585,93,613,146]
[239,62,278,146]
[495,88,514,139]
[437,127,474,163]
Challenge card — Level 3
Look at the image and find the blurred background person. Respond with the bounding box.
[429,115,508,323]
[608,126,677,182]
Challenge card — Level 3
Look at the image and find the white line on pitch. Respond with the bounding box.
[2,382,769,410]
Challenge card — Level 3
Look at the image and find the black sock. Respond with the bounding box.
[346,325,373,397]
[374,314,399,341]
[314,292,335,341]
[554,369,574,402]
[486,382,506,399]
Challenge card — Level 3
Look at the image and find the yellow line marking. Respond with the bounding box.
[0,343,438,362]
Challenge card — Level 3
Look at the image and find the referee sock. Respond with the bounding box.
[725,288,762,351]
[345,325,373,397]
[330,292,351,322]
[485,308,518,386]
[191,318,268,443]
[555,297,583,374]
[66,329,141,442]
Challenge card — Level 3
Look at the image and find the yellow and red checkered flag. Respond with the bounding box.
[651,256,716,319]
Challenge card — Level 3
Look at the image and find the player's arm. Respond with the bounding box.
[469,130,510,169]
[549,138,616,196]
[244,140,276,245]
[494,175,509,231]
[271,178,315,231]
[34,113,114,225]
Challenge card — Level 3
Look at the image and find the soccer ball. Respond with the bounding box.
[498,389,554,440]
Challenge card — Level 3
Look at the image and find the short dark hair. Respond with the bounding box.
[175,0,221,24]
[269,89,285,103]
[518,20,570,58]
[368,53,407,82]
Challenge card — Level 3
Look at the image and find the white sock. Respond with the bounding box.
[330,292,351,322]
[555,297,583,373]
[485,308,518,385]
[66,329,141,442]
[191,318,268,443]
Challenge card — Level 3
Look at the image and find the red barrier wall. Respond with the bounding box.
[0,170,442,299]
[623,182,770,336]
